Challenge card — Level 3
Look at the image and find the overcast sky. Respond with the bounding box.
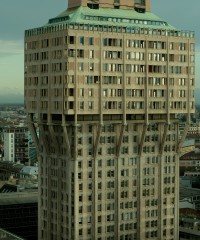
[0,0,199,102]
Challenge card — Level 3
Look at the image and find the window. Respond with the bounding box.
[98,171,102,178]
[89,37,93,45]
[78,149,82,156]
[190,43,195,51]
[107,192,114,200]
[69,36,75,44]
[107,159,114,166]
[79,62,84,71]
[107,170,115,177]
[98,159,102,167]
[121,169,129,177]
[78,161,82,168]
[88,160,92,167]
[87,205,92,212]
[98,193,102,200]
[88,172,92,179]
[169,42,174,50]
[98,227,102,233]
[79,195,83,202]
[79,184,83,191]
[88,89,93,97]
[89,63,94,71]
[96,205,101,213]
[88,148,93,156]
[179,42,186,50]
[80,36,84,45]
[87,216,91,223]
[77,49,84,58]
[89,125,92,133]
[89,50,94,58]
[88,101,93,109]
[79,217,83,224]
[78,173,82,179]
[98,182,102,189]
[88,137,92,144]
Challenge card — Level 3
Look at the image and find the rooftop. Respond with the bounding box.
[0,192,38,205]
[25,6,194,38]
[47,6,175,29]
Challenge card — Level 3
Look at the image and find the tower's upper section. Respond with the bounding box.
[69,0,151,12]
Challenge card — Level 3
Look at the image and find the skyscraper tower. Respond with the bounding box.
[24,0,195,239]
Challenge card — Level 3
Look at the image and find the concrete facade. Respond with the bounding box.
[24,0,195,239]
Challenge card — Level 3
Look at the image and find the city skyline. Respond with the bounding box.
[0,0,199,103]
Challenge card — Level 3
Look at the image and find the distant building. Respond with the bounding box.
[28,127,38,165]
[180,175,200,189]
[180,187,200,210]
[0,161,23,181]
[0,162,38,190]
[0,192,38,240]
[180,177,193,188]
[188,123,200,135]
[3,127,29,165]
[180,149,200,168]
[180,139,195,154]
[20,165,38,179]
[180,208,200,240]
[184,172,200,177]
[180,123,200,136]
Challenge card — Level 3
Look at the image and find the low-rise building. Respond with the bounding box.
[180,187,200,210]
[180,175,200,189]
[180,208,200,240]
[180,150,200,176]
